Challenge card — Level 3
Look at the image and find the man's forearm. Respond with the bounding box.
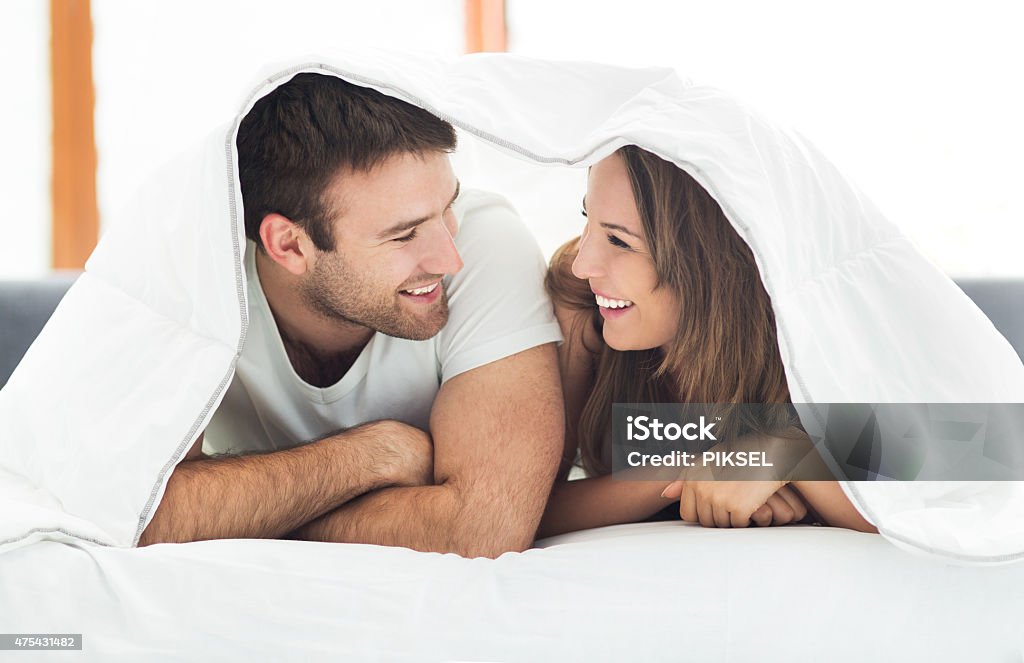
[138,426,405,545]
[293,344,566,558]
[290,481,540,558]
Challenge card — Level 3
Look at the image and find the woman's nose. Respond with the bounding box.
[571,228,603,280]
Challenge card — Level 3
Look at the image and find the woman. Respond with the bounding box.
[538,145,877,538]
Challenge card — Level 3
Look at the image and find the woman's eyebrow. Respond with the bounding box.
[600,222,642,239]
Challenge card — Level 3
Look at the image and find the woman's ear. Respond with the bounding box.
[259,213,314,276]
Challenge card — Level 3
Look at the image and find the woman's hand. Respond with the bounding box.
[659,427,814,528]
[661,479,807,528]
[748,486,808,526]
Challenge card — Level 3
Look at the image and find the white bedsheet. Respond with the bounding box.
[1,522,1021,661]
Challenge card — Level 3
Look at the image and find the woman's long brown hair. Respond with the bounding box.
[546,146,794,476]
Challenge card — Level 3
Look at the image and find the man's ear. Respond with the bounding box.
[259,213,314,276]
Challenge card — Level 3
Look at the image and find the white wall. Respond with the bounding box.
[0,0,51,278]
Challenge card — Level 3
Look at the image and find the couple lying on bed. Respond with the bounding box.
[139,72,876,555]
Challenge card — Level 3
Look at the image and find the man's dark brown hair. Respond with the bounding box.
[236,72,457,252]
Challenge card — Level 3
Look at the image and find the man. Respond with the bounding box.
[138,73,565,558]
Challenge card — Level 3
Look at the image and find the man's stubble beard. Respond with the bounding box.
[300,250,449,341]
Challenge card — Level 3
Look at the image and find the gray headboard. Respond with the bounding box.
[1,274,81,389]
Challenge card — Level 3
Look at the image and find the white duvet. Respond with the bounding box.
[1,50,1023,659]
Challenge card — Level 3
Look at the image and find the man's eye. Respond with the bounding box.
[607,234,630,249]
[394,229,418,243]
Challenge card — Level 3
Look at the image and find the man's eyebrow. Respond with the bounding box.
[581,196,643,239]
[375,180,461,240]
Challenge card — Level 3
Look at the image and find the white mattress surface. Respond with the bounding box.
[2,522,1021,661]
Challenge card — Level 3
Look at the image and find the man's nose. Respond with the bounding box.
[421,218,464,276]
[571,228,603,280]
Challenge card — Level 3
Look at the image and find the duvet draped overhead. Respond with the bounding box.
[2,51,1022,563]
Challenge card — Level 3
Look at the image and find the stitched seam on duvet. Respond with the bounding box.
[131,114,250,547]
[0,527,109,550]
[3,133,249,552]
[875,517,1024,564]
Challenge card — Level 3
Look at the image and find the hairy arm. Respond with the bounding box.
[288,344,564,558]
[137,421,431,546]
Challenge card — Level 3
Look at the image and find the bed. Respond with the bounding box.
[2,522,1023,661]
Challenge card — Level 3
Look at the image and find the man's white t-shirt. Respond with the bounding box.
[203,189,563,456]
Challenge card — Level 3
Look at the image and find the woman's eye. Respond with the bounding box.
[607,234,630,249]
[580,207,588,218]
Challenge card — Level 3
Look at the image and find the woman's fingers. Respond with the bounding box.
[697,493,715,527]
[764,494,795,525]
[713,503,731,528]
[679,481,801,528]
[730,507,752,528]
[750,504,773,527]
[679,485,699,523]
[774,485,808,523]
[661,480,684,500]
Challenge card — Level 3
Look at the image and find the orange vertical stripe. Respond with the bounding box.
[51,0,98,270]
[465,0,507,53]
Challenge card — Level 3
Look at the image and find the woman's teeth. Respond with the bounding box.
[595,294,634,309]
[404,282,439,295]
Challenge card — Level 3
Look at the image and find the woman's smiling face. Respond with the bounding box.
[572,153,681,352]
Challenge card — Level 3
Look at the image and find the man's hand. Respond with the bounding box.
[140,422,437,546]
[367,420,435,488]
